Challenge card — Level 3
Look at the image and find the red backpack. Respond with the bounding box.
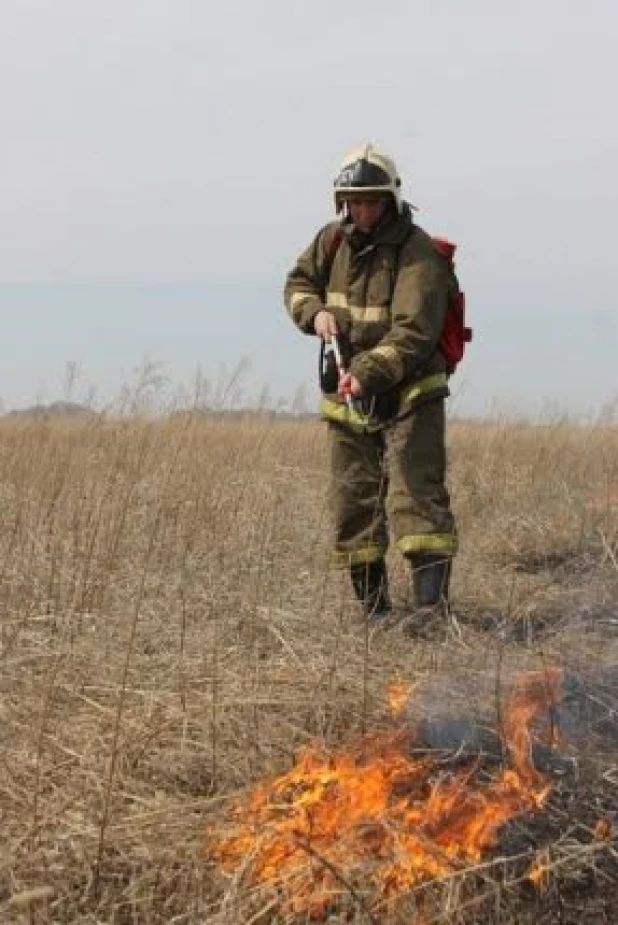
[324,228,472,375]
[431,236,472,375]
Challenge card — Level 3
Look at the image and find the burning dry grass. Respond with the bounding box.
[0,409,616,923]
[209,669,563,919]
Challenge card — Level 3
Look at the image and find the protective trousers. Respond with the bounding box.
[327,398,457,567]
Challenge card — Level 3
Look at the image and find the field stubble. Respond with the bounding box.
[0,411,616,923]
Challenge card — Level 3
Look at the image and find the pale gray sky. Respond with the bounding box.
[1,0,617,416]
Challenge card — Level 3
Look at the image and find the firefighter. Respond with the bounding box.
[284,143,457,633]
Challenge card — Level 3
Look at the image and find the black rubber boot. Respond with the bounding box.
[350,560,392,620]
[404,555,451,637]
[413,555,451,607]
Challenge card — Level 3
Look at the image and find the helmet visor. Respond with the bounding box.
[334,158,392,191]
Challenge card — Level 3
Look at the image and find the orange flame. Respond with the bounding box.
[502,668,563,791]
[386,680,416,716]
[593,818,612,842]
[527,848,550,892]
[209,668,563,917]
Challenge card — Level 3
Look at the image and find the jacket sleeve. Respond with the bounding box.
[284,224,348,335]
[350,249,449,393]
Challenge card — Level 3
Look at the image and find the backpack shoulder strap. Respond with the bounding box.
[319,225,344,289]
[430,235,462,295]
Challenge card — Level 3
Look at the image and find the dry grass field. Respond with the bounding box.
[0,409,616,924]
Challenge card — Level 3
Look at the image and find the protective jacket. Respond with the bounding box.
[284,204,452,429]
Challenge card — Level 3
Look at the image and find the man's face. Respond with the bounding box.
[346,195,390,232]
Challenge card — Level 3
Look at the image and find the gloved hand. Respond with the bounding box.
[338,372,363,398]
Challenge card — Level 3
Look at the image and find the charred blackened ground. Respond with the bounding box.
[405,665,618,923]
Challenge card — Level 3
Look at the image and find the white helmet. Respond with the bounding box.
[333,143,403,213]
